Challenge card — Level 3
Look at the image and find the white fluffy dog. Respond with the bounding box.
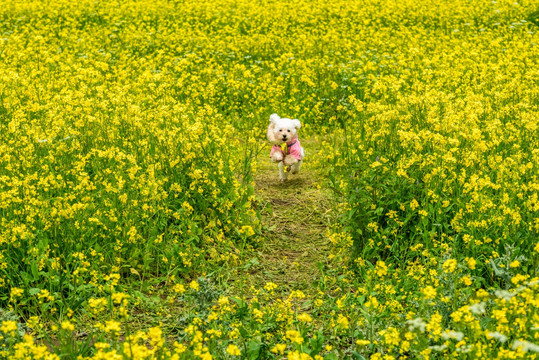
[267,113,305,181]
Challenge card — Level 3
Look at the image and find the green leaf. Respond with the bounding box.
[246,340,261,360]
[238,326,249,338]
[308,331,325,355]
[352,352,367,359]
[31,262,39,280]
[231,296,247,308]
[29,288,41,296]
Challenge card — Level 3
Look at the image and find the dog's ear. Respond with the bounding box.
[269,113,280,123]
[293,119,301,129]
[267,122,278,143]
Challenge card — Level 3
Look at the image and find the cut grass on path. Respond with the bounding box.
[247,137,334,294]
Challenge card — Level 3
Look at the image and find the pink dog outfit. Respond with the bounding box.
[270,137,302,161]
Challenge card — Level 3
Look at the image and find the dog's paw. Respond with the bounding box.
[283,155,297,167]
[272,154,283,163]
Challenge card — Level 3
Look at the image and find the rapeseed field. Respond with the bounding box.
[0,0,538,359]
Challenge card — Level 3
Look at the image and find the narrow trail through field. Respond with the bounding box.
[247,138,334,294]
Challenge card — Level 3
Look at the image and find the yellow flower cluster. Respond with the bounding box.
[0,0,264,322]
[0,0,537,358]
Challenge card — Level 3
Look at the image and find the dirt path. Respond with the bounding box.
[246,138,333,293]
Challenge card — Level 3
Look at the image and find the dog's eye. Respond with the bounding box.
[279,129,282,132]
[287,130,290,132]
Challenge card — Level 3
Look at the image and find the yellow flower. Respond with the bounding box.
[286,330,304,344]
[199,352,213,360]
[290,290,306,299]
[27,316,40,330]
[148,326,165,348]
[288,351,313,360]
[104,320,121,335]
[60,320,75,332]
[174,342,187,353]
[10,287,23,300]
[189,280,199,291]
[88,298,107,315]
[380,327,400,347]
[240,225,255,237]
[111,292,129,305]
[226,344,241,356]
[174,284,186,294]
[182,201,194,215]
[420,348,432,359]
[421,286,437,300]
[511,274,529,285]
[365,296,379,309]
[1,320,17,336]
[264,282,278,291]
[94,342,110,350]
[442,259,457,273]
[509,260,520,268]
[271,343,287,355]
[426,313,443,338]
[297,313,313,323]
[375,261,388,277]
[337,315,349,330]
[476,289,489,298]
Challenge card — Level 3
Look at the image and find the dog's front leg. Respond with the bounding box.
[290,160,302,174]
[278,161,288,182]
[271,152,283,163]
[283,155,298,167]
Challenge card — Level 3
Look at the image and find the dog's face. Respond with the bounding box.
[268,114,301,144]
